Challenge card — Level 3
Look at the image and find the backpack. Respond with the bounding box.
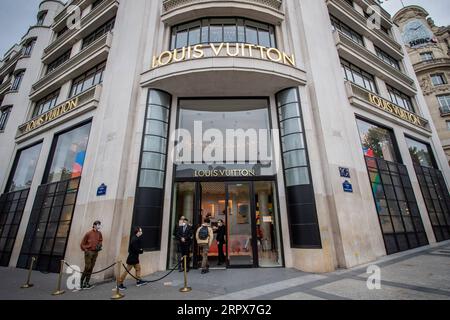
[198,226,209,240]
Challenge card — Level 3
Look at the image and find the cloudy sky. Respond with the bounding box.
[0,0,449,56]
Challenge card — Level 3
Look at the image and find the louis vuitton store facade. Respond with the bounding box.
[1,0,450,276]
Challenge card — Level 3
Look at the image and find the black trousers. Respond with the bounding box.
[179,243,191,270]
[218,241,226,263]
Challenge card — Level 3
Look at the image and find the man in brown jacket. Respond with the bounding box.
[195,218,214,274]
[80,220,103,289]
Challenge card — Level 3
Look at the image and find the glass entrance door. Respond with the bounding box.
[226,183,256,267]
[169,180,283,269]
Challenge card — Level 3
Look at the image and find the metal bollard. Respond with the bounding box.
[21,257,36,289]
[52,260,66,296]
[179,255,192,293]
[111,261,125,300]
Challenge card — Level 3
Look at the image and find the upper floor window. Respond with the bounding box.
[341,58,378,93]
[0,106,12,131]
[11,70,25,91]
[69,61,106,97]
[46,50,71,74]
[420,52,434,61]
[170,17,276,50]
[375,46,401,70]
[437,95,450,112]
[22,39,36,56]
[33,89,60,118]
[37,11,47,26]
[431,73,447,86]
[82,17,115,49]
[330,15,364,46]
[387,84,414,112]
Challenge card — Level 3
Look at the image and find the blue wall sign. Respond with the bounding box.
[97,184,107,196]
[339,167,351,178]
[343,180,353,193]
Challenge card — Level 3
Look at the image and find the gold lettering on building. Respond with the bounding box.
[368,93,423,128]
[194,169,257,178]
[151,43,296,68]
[22,97,79,134]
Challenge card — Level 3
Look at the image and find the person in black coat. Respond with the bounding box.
[118,227,147,290]
[215,219,226,265]
[176,218,193,272]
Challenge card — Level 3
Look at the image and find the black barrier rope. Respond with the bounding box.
[64,261,117,275]
[120,258,183,284]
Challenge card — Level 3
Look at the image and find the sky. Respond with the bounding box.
[0,0,449,57]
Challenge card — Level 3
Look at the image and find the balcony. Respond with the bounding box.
[161,0,284,25]
[413,57,450,73]
[31,32,112,99]
[0,51,21,78]
[334,30,415,92]
[17,85,101,140]
[162,0,283,12]
[42,0,118,63]
[345,81,430,133]
[327,0,403,57]
[52,0,85,29]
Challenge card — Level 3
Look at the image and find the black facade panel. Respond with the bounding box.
[136,188,164,208]
[290,224,322,248]
[131,187,164,251]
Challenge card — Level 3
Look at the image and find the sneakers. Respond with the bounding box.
[117,284,127,291]
[201,269,209,274]
[82,283,95,290]
[136,280,148,287]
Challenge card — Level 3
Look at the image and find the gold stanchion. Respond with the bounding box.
[52,260,66,296]
[21,257,36,289]
[111,261,125,300]
[179,255,192,293]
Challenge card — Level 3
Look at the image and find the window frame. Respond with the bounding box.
[170,17,277,50]
[386,84,415,112]
[431,73,447,86]
[0,106,12,131]
[341,58,378,93]
[330,15,365,47]
[32,89,60,119]
[68,61,106,98]
[11,70,25,91]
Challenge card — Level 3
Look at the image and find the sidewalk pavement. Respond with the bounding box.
[1,240,449,300]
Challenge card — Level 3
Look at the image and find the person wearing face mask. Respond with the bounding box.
[117,227,147,290]
[176,218,193,272]
[80,221,103,290]
[173,216,186,271]
[215,220,226,266]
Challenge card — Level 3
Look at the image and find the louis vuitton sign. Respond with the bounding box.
[367,93,428,130]
[19,97,79,135]
[152,43,296,68]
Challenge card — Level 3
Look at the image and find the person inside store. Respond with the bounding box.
[213,219,226,266]
[175,218,194,272]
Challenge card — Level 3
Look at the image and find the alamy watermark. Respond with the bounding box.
[366,265,382,290]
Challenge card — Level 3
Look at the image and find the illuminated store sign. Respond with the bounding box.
[152,43,296,68]
[194,169,257,178]
[19,97,79,135]
[368,93,426,129]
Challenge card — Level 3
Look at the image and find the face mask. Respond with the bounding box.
[95,225,101,231]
